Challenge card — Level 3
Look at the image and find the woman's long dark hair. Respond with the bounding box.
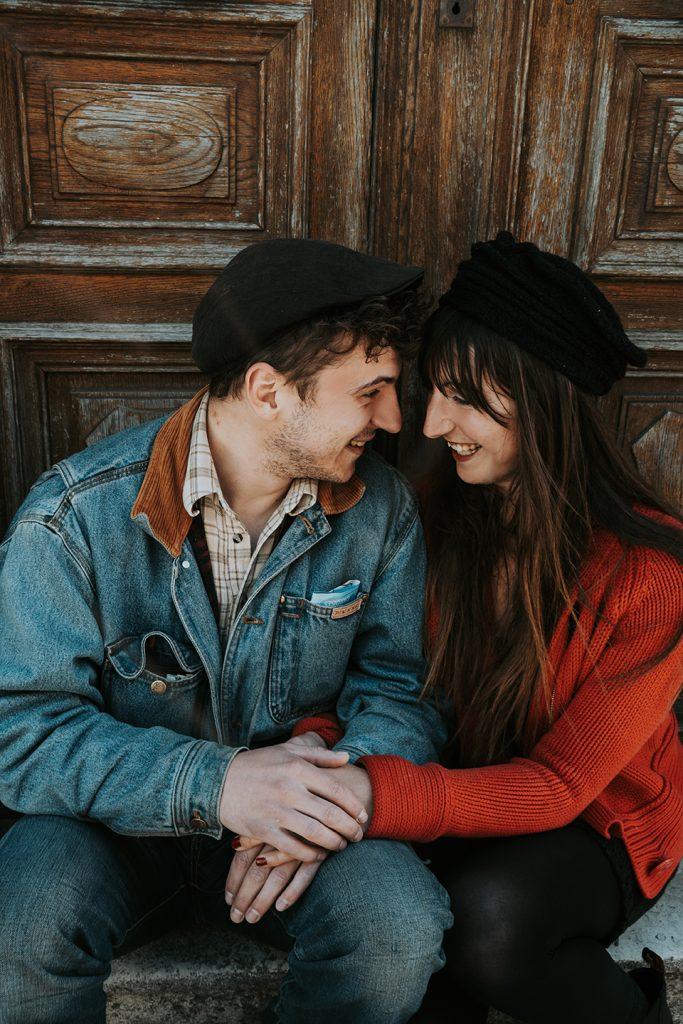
[420,310,682,767]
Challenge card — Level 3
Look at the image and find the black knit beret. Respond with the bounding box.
[429,231,646,395]
[192,238,424,375]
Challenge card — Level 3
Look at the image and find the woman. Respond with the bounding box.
[229,233,683,1024]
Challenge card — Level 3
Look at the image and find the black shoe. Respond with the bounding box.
[628,948,673,1024]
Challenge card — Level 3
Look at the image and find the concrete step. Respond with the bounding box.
[106,871,682,1023]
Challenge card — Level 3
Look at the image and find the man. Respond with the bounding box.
[0,239,451,1023]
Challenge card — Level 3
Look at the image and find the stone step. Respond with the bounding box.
[106,871,683,1023]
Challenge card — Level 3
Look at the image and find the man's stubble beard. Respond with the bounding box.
[262,405,350,484]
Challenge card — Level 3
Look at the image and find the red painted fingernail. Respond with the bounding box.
[231,839,242,850]
[255,857,267,866]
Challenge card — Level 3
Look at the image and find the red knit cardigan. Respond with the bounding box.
[295,529,683,899]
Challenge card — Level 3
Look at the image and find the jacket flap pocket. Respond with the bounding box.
[106,632,202,680]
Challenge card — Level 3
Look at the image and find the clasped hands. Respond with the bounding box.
[219,733,373,925]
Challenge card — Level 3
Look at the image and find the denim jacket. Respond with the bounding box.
[0,390,446,839]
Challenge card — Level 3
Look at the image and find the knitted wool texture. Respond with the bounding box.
[430,231,647,395]
[294,532,683,900]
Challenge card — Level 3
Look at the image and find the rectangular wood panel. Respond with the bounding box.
[574,17,683,276]
[0,2,312,268]
[0,325,202,520]
[599,346,683,514]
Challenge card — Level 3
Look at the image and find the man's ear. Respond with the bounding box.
[243,362,288,418]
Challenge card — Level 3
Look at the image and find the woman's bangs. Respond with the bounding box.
[420,322,505,419]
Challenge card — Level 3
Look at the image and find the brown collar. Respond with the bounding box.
[131,388,366,556]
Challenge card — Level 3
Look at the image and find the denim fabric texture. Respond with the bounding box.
[0,815,452,1024]
[0,409,451,1020]
[0,413,446,837]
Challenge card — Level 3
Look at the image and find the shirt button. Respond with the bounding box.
[233,533,243,543]
[181,560,190,569]
[150,679,167,695]
[190,811,208,831]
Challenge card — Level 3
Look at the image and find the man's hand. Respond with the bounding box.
[225,843,324,924]
[219,744,367,862]
[232,762,374,868]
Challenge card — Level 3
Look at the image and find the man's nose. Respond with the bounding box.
[423,391,453,438]
[372,387,402,435]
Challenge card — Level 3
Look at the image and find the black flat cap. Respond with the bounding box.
[192,238,424,375]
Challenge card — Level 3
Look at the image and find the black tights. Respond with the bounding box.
[412,823,655,1024]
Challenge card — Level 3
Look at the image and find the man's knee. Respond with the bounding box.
[1,814,123,915]
[291,839,450,937]
[0,816,124,1018]
[283,840,451,1013]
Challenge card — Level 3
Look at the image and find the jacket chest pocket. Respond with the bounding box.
[102,632,207,736]
[268,593,368,723]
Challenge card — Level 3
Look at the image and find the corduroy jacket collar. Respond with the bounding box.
[131,388,366,557]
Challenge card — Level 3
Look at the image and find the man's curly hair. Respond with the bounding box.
[209,291,428,402]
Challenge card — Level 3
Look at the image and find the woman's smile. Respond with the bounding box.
[446,440,482,461]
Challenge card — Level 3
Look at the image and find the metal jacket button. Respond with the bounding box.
[190,811,208,831]
[150,679,167,695]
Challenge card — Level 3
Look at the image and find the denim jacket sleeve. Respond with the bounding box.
[332,506,448,764]
[0,520,239,838]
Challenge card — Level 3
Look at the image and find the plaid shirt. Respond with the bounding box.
[183,392,318,645]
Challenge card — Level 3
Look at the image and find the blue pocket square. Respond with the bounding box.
[310,579,361,608]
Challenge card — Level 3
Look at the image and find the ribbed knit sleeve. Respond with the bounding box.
[362,756,449,841]
[292,713,344,749]
[364,547,683,843]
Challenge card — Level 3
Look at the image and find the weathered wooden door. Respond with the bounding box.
[1,0,681,531]
[0,0,379,528]
[375,0,683,496]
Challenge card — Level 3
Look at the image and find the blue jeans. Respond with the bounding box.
[0,815,451,1023]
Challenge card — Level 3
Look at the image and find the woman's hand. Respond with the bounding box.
[332,763,374,819]
[279,730,329,753]
[226,842,325,923]
[233,763,374,868]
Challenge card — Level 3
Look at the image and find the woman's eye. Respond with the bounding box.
[362,389,380,399]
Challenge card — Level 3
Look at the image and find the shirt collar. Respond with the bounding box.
[182,391,318,522]
[131,388,364,557]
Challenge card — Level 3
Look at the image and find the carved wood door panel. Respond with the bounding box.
[372,0,682,509]
[0,0,681,532]
[0,0,377,528]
